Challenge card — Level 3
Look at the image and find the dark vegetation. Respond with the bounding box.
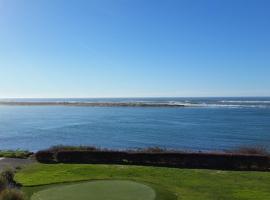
[45,145,99,153]
[0,169,24,200]
[0,101,184,107]
[35,145,100,163]
[35,145,270,171]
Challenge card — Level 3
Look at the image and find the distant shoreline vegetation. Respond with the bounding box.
[0,150,33,159]
[0,101,185,107]
[0,97,270,108]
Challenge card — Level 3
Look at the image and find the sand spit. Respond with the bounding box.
[0,101,185,107]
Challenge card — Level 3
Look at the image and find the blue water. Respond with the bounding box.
[0,97,270,151]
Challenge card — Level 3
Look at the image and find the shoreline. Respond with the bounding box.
[0,101,185,107]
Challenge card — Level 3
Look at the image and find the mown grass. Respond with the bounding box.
[29,180,170,200]
[15,163,270,200]
[21,180,176,200]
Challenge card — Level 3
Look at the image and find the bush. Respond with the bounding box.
[35,151,55,163]
[55,150,270,171]
[0,177,7,193]
[0,168,19,189]
[0,189,25,200]
[56,151,128,164]
[0,169,25,200]
[35,145,101,163]
[0,169,14,185]
[36,145,270,171]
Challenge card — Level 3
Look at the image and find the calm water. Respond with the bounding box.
[0,97,270,151]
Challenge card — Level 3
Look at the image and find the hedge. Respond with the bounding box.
[35,151,56,163]
[35,150,270,171]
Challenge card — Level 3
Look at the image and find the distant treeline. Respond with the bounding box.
[35,146,270,171]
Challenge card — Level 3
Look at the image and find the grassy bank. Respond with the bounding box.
[15,163,270,200]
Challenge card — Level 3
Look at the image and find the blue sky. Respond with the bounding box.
[0,0,269,98]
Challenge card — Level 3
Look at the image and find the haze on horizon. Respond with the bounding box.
[0,0,270,98]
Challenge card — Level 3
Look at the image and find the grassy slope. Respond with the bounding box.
[16,163,270,200]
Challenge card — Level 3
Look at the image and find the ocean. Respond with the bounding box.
[0,97,269,152]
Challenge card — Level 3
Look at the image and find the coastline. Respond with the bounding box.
[0,101,185,107]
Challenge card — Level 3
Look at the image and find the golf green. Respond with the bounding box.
[31,180,156,200]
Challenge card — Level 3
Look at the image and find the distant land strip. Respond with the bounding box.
[0,101,185,107]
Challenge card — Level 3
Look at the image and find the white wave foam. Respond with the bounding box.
[167,101,269,108]
[220,100,270,104]
[200,104,268,108]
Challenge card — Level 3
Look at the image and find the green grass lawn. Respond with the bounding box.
[16,163,270,200]
[30,180,156,200]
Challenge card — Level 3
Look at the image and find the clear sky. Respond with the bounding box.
[0,0,269,98]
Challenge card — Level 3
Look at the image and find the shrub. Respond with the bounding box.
[35,145,101,163]
[0,169,14,185]
[56,150,270,171]
[0,177,7,193]
[36,145,270,171]
[0,169,25,200]
[56,151,128,164]
[35,151,55,163]
[0,189,25,200]
[0,168,18,189]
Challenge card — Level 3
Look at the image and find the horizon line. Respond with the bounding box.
[0,96,270,99]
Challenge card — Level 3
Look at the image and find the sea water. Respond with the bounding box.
[0,97,269,151]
